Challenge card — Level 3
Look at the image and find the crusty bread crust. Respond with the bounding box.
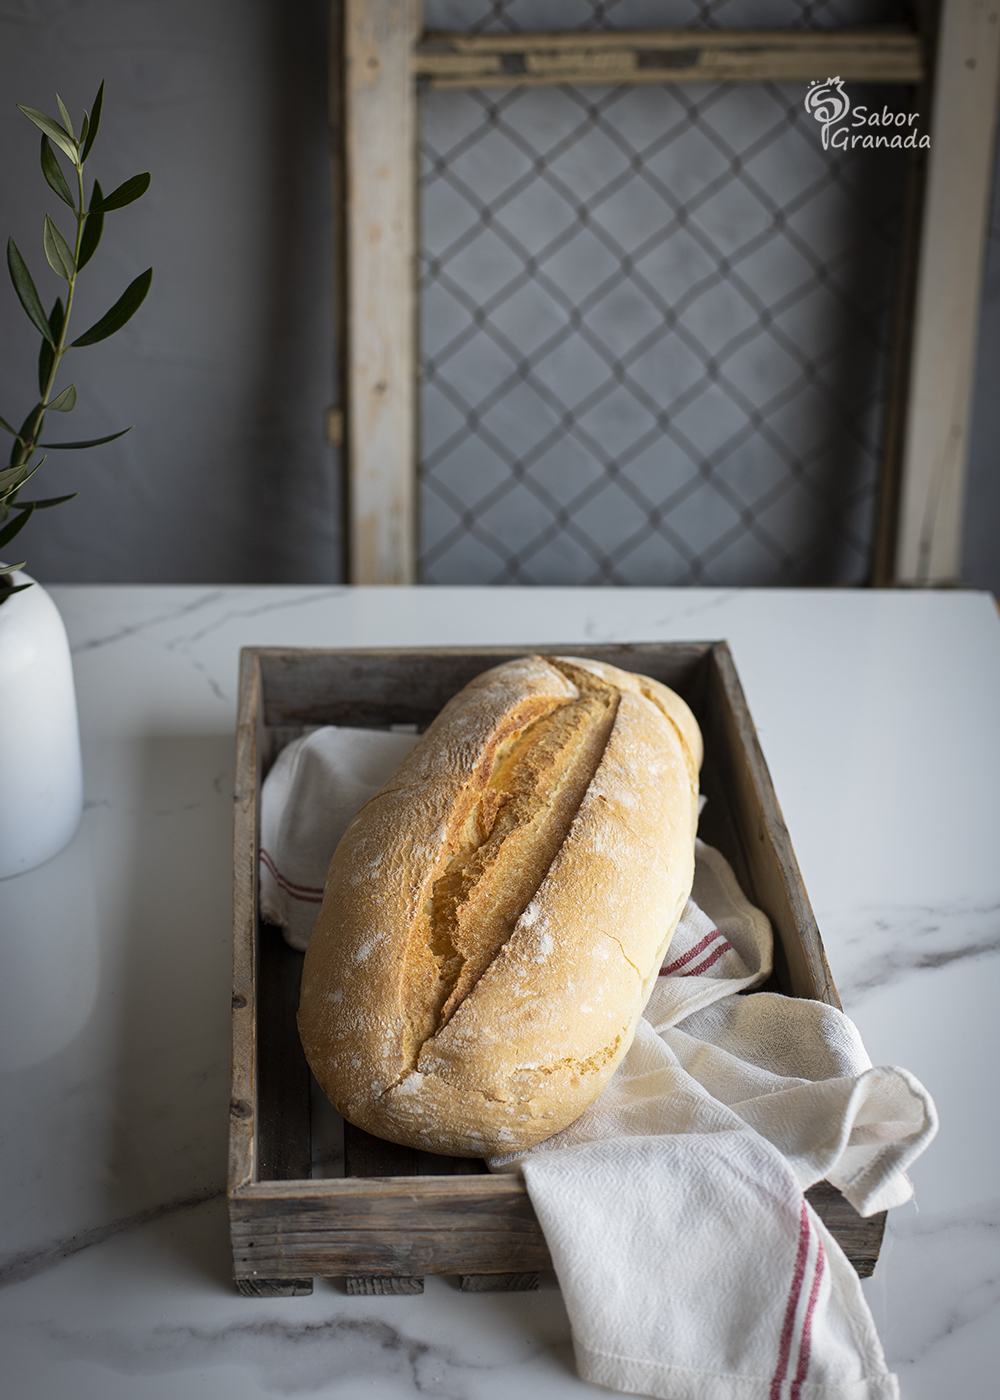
[298,655,702,1156]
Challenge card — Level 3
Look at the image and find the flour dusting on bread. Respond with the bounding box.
[298,654,702,1156]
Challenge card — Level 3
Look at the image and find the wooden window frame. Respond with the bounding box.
[335,1,1000,588]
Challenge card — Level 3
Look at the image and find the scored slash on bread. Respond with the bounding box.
[298,655,703,1157]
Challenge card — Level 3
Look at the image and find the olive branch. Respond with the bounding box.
[1,81,152,598]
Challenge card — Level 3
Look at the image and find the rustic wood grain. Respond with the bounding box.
[230,649,259,1196]
[460,1273,541,1292]
[343,0,419,584]
[700,644,839,1007]
[895,0,1000,583]
[415,26,923,87]
[256,926,311,1184]
[805,1182,886,1279]
[230,1176,554,1278]
[255,643,711,729]
[343,1121,424,1292]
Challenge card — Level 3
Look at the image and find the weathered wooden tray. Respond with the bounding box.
[230,642,885,1297]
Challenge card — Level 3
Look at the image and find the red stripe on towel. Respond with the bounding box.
[659,929,723,975]
[770,1201,811,1400]
[260,848,324,903]
[681,940,732,976]
[790,1236,825,1400]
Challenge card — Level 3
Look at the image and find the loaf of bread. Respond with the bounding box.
[298,655,702,1156]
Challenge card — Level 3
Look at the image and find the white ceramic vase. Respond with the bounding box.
[0,572,83,879]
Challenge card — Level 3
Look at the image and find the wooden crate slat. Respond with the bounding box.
[343,1119,425,1291]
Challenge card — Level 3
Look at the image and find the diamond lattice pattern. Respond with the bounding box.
[418,4,907,584]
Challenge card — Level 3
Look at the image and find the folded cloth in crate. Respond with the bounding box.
[261,725,938,1400]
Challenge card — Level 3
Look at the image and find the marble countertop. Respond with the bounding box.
[0,585,997,1400]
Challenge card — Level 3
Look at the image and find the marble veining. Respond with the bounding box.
[162,586,351,651]
[877,1198,1000,1375]
[820,901,1000,1003]
[46,1313,495,1394]
[69,589,229,653]
[0,1187,223,1290]
[1,586,997,1400]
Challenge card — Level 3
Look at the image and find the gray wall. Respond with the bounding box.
[0,0,339,584]
[1,1,997,591]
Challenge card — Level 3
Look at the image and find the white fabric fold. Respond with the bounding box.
[525,1133,901,1400]
[259,725,419,950]
[260,724,938,1400]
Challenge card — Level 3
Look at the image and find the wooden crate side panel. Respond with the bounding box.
[230,649,260,1193]
[257,643,711,728]
[230,1178,552,1279]
[805,1182,886,1280]
[703,645,838,1008]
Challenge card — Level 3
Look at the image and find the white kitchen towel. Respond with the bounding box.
[522,1132,901,1400]
[260,724,938,1400]
[259,725,419,950]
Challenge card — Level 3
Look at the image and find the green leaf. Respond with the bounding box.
[38,297,64,396]
[0,459,41,499]
[43,214,76,280]
[8,406,42,467]
[80,81,103,162]
[48,383,77,412]
[40,136,75,208]
[0,503,34,550]
[77,180,104,270]
[0,581,34,598]
[17,105,78,165]
[80,111,89,146]
[55,94,74,139]
[88,172,151,214]
[71,268,151,346]
[7,239,54,343]
[36,427,131,449]
[13,492,77,509]
[0,561,28,574]
[0,415,18,437]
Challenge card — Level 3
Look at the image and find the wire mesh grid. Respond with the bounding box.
[417,2,911,585]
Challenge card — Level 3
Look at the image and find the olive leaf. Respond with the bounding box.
[77,180,104,270]
[0,459,42,500]
[89,172,150,214]
[17,105,78,165]
[55,95,74,139]
[0,415,18,437]
[80,81,104,162]
[13,493,77,509]
[0,503,35,550]
[40,136,75,208]
[48,383,77,412]
[6,239,54,343]
[71,268,152,346]
[36,427,131,449]
[43,214,76,281]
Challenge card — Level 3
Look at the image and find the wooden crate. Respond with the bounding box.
[230,642,885,1297]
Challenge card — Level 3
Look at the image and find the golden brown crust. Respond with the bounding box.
[298,655,702,1155]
